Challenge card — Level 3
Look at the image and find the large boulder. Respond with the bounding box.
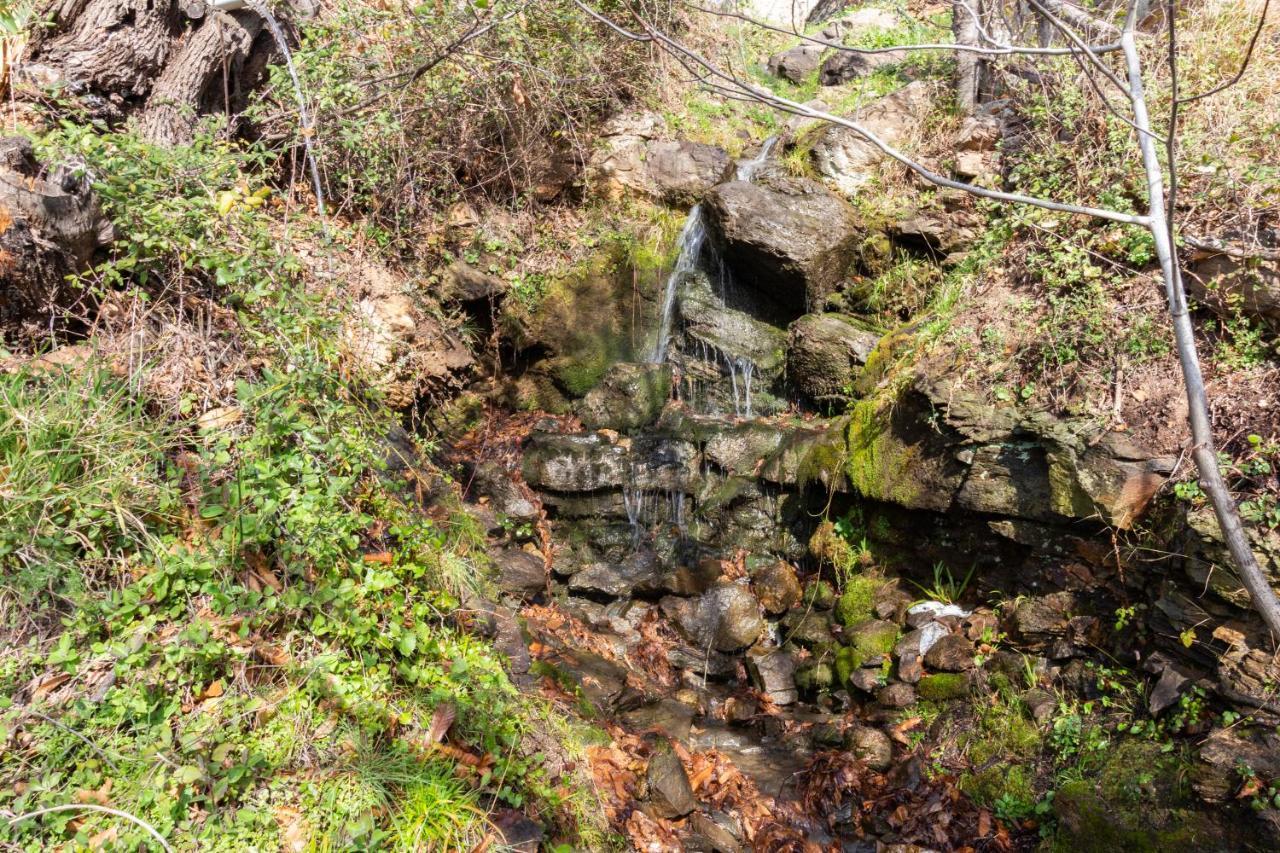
[677,271,789,377]
[768,44,825,83]
[588,113,732,204]
[810,81,933,196]
[787,313,881,406]
[575,362,672,432]
[662,581,765,652]
[703,175,861,314]
[819,50,904,86]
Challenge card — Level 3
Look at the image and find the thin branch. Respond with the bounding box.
[1025,0,1131,94]
[1183,235,1280,261]
[577,1,1149,225]
[683,0,1124,56]
[7,804,173,852]
[1176,0,1271,104]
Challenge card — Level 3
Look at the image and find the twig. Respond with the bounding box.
[6,804,173,852]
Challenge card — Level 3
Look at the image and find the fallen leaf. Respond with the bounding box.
[427,703,456,745]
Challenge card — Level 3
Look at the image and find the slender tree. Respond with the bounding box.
[573,0,1280,639]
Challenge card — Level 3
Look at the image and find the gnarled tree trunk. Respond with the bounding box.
[17,0,286,144]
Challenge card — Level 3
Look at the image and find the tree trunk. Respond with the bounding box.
[0,137,113,344]
[953,0,982,114]
[17,0,281,144]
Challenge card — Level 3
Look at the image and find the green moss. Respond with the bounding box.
[795,661,834,693]
[917,673,970,701]
[802,579,836,610]
[844,619,898,661]
[833,575,880,626]
[959,762,1035,808]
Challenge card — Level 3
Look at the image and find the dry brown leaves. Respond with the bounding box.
[523,604,623,664]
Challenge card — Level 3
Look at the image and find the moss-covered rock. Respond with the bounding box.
[843,618,898,660]
[833,576,881,627]
[959,762,1034,808]
[802,578,836,610]
[916,672,970,701]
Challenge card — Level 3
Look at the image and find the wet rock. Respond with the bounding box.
[646,742,697,819]
[768,43,825,83]
[521,433,629,492]
[690,812,745,853]
[575,549,667,597]
[810,82,932,195]
[704,421,786,474]
[575,362,672,432]
[844,725,893,771]
[786,313,881,407]
[656,559,723,597]
[877,683,916,709]
[747,646,798,705]
[795,660,834,693]
[676,271,789,379]
[662,581,765,652]
[781,611,835,647]
[922,634,975,672]
[703,174,861,314]
[752,561,803,614]
[622,699,695,742]
[492,549,545,597]
[469,460,539,523]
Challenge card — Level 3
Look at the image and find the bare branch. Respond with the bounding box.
[1034,0,1122,39]
[683,0,1124,57]
[575,1,1149,225]
[1121,0,1280,640]
[1183,235,1280,261]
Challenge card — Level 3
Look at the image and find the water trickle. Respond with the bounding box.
[649,206,707,363]
[735,135,780,182]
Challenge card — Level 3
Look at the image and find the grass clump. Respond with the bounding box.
[0,365,178,605]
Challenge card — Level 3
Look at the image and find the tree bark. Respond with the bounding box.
[18,0,280,144]
[0,137,113,344]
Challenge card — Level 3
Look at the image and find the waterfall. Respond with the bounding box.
[735,135,779,182]
[649,205,707,364]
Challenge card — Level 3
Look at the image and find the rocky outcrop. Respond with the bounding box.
[768,44,824,83]
[576,362,672,432]
[1184,223,1280,327]
[786,313,880,407]
[588,113,732,205]
[809,82,933,196]
[703,175,861,314]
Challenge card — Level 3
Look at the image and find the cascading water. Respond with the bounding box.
[649,205,707,364]
[650,137,778,417]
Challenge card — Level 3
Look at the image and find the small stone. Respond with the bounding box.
[847,667,881,694]
[894,622,948,660]
[874,586,915,624]
[916,672,970,701]
[752,561,802,615]
[1022,688,1056,722]
[897,655,923,684]
[844,725,893,771]
[922,634,975,672]
[781,611,835,647]
[690,812,744,853]
[1147,666,1190,716]
[492,549,545,598]
[877,683,917,709]
[803,579,837,610]
[746,646,798,705]
[646,743,697,819]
